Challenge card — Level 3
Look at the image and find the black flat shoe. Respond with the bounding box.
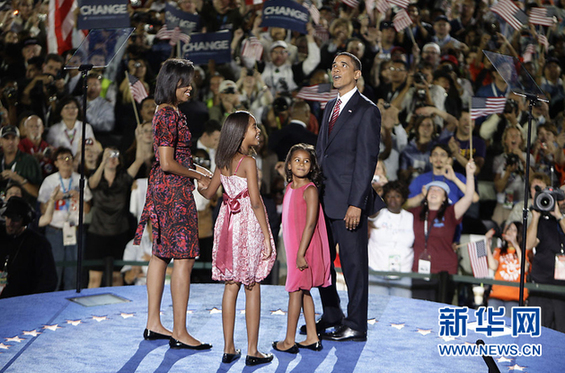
[143,329,171,340]
[222,349,241,363]
[272,341,299,354]
[297,340,323,351]
[245,353,274,366]
[169,337,212,350]
[299,318,342,335]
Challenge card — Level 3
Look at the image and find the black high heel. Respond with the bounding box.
[297,340,323,351]
[245,353,274,366]
[222,349,241,363]
[143,329,170,340]
[169,337,212,350]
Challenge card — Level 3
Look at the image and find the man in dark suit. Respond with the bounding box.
[269,101,317,161]
[314,52,384,341]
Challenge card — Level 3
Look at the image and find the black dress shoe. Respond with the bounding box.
[222,349,241,363]
[296,340,323,351]
[272,341,299,354]
[320,325,366,342]
[245,353,274,366]
[143,329,171,340]
[299,318,341,335]
[169,337,212,350]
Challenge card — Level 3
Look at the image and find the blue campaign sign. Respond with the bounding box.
[77,0,130,30]
[164,3,200,35]
[261,0,309,34]
[182,31,231,65]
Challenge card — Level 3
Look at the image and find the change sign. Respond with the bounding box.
[260,0,309,34]
[77,0,130,30]
[164,3,200,35]
[182,31,231,65]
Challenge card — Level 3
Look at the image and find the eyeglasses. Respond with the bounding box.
[57,155,73,162]
[389,67,406,72]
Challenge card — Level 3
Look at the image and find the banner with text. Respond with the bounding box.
[164,3,200,35]
[77,0,130,30]
[182,31,231,65]
[260,0,309,34]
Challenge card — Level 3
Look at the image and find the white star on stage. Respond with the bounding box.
[5,336,24,343]
[367,318,378,325]
[120,313,135,319]
[497,357,513,363]
[92,316,108,322]
[0,343,10,350]
[43,325,61,331]
[23,330,41,337]
[416,328,432,335]
[508,364,526,371]
[66,320,82,326]
[439,336,456,342]
[240,310,246,315]
[271,309,286,315]
[209,307,222,314]
[186,310,193,314]
[390,323,405,330]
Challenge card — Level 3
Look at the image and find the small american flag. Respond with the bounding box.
[468,240,490,278]
[296,84,339,109]
[529,7,556,27]
[389,0,409,9]
[245,0,263,5]
[491,0,529,31]
[156,25,190,44]
[393,9,413,32]
[127,72,149,104]
[241,37,263,61]
[376,0,389,14]
[470,97,507,120]
[537,33,549,49]
[341,0,360,9]
[304,0,320,25]
[314,24,330,44]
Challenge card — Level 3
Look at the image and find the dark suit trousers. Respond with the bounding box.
[319,215,369,332]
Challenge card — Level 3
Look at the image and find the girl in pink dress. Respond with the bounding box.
[273,144,331,354]
[199,111,276,366]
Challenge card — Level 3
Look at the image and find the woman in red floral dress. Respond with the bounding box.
[134,59,212,350]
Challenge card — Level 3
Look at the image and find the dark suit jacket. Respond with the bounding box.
[269,121,318,161]
[316,90,385,220]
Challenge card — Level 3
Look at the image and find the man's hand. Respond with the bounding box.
[344,205,362,231]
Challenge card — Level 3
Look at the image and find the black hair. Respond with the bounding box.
[284,143,323,189]
[431,143,452,157]
[52,96,83,125]
[382,180,409,202]
[419,189,450,221]
[154,58,195,105]
[335,51,362,73]
[52,146,73,162]
[44,53,64,66]
[203,119,222,135]
[215,111,256,171]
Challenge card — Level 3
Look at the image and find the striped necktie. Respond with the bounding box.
[328,98,341,135]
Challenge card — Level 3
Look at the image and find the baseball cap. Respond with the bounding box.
[270,40,288,52]
[545,57,560,67]
[2,196,33,224]
[425,180,452,204]
[219,80,237,94]
[441,54,459,67]
[0,125,20,138]
[22,38,39,47]
[434,15,449,23]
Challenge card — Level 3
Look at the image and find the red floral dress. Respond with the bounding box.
[134,106,199,258]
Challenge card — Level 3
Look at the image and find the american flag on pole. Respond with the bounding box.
[376,0,389,14]
[156,25,191,44]
[490,0,529,31]
[47,0,79,54]
[342,0,360,9]
[296,84,339,109]
[389,0,409,9]
[393,9,413,32]
[128,73,149,104]
[314,25,330,44]
[523,43,536,62]
[468,240,490,278]
[470,97,507,120]
[241,37,264,61]
[529,7,556,27]
[304,0,320,25]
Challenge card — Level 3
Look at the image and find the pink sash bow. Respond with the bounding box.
[216,189,249,274]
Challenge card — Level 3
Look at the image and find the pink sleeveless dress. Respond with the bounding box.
[211,156,276,285]
[282,182,331,292]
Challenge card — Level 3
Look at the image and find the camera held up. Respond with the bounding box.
[532,186,565,213]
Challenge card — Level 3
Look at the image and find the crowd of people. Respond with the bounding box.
[1,0,565,342]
